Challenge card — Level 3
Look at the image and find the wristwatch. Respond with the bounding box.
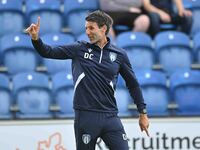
[140,108,147,114]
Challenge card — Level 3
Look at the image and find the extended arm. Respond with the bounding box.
[119,51,149,136]
[25,17,77,59]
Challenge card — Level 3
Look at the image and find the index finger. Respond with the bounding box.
[144,128,150,137]
[36,16,40,27]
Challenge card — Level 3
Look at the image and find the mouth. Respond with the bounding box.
[88,36,93,39]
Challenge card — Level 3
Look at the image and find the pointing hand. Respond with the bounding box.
[25,16,40,40]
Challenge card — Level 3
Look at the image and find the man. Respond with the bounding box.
[100,0,150,38]
[25,10,149,150]
[143,0,192,36]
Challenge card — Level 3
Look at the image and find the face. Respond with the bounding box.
[85,21,106,44]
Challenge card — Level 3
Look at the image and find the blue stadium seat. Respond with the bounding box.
[182,0,194,9]
[170,70,200,116]
[191,9,200,37]
[0,0,24,36]
[41,33,75,74]
[0,33,38,74]
[113,25,130,34]
[0,39,2,65]
[0,74,12,119]
[116,31,154,70]
[160,24,176,30]
[77,33,89,42]
[64,0,99,36]
[52,71,74,118]
[186,0,200,9]
[154,31,193,75]
[136,70,170,116]
[115,75,135,117]
[12,72,52,119]
[193,31,200,63]
[26,0,62,34]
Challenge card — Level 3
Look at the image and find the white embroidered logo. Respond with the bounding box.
[122,134,128,141]
[82,134,91,144]
[109,52,117,62]
[88,48,93,53]
[84,53,93,60]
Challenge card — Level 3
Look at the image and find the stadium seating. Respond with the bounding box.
[136,70,170,116]
[113,25,131,36]
[115,75,135,117]
[154,31,193,75]
[116,31,154,70]
[25,0,62,34]
[77,33,89,42]
[63,0,99,36]
[12,72,52,119]
[191,10,200,37]
[193,31,200,63]
[0,33,38,74]
[182,0,194,9]
[0,39,2,65]
[0,0,24,36]
[52,71,74,118]
[170,70,200,116]
[41,33,75,74]
[0,74,12,119]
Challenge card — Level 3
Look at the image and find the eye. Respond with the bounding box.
[89,26,94,30]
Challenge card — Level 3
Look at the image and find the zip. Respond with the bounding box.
[99,49,103,63]
[98,41,108,63]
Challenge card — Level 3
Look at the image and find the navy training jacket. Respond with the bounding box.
[32,38,146,113]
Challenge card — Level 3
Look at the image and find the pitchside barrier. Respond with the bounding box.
[0,117,200,150]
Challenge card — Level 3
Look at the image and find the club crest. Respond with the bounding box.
[109,52,117,62]
[82,134,91,144]
[88,48,93,53]
[122,134,128,140]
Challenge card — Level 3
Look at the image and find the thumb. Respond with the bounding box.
[25,26,31,33]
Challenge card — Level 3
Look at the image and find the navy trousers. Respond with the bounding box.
[74,110,129,150]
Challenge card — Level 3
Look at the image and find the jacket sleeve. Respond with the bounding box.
[31,38,79,59]
[119,51,146,113]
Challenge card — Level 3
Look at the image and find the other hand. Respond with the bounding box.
[139,113,150,137]
[159,11,171,23]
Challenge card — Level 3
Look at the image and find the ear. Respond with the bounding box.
[101,25,107,34]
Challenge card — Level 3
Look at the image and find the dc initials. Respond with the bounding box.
[84,53,93,60]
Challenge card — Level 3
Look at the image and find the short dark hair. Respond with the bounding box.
[85,10,113,35]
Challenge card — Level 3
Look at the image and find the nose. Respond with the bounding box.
[86,29,90,35]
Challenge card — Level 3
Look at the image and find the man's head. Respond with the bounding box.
[85,10,113,44]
